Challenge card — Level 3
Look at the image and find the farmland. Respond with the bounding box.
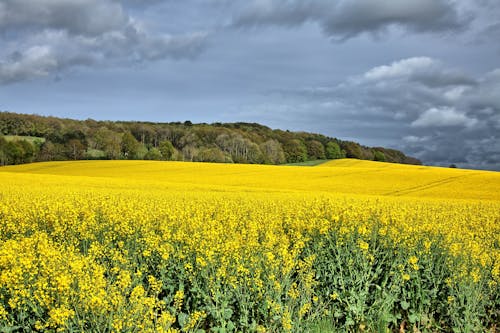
[0,159,499,332]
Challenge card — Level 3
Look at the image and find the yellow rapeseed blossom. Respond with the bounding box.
[0,159,498,330]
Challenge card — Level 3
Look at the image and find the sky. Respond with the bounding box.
[0,0,499,170]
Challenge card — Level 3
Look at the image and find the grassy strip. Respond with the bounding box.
[3,135,45,144]
[284,159,329,166]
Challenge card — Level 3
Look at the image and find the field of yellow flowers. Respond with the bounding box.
[0,159,499,332]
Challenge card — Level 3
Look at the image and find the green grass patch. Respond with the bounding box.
[84,149,106,159]
[285,159,328,166]
[3,135,45,144]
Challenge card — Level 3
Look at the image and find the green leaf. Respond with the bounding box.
[223,308,233,320]
[178,312,189,327]
[1,326,22,333]
[408,312,420,324]
[401,300,410,310]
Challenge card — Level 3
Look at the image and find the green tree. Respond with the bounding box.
[4,141,23,164]
[343,141,363,159]
[66,139,85,160]
[325,141,344,159]
[144,147,162,160]
[306,140,326,160]
[283,139,307,163]
[0,136,7,165]
[373,150,386,162]
[196,147,231,163]
[95,127,121,159]
[159,140,175,160]
[260,139,286,164]
[121,132,140,159]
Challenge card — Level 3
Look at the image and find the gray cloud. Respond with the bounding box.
[0,0,128,37]
[0,46,59,84]
[0,0,208,84]
[232,0,469,40]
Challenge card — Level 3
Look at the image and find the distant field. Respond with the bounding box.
[0,159,498,331]
[3,135,45,143]
[4,158,499,200]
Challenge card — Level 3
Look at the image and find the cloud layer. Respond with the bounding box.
[0,0,208,84]
[232,0,469,40]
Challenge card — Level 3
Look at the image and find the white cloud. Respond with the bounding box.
[360,57,475,87]
[403,135,430,143]
[411,107,477,128]
[363,57,436,81]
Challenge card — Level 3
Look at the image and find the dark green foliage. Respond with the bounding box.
[121,132,141,159]
[306,140,326,160]
[325,141,344,159]
[343,141,363,159]
[65,139,86,160]
[0,136,38,165]
[0,111,421,166]
[196,147,231,163]
[373,150,386,162]
[0,136,6,165]
[144,147,162,160]
[283,139,308,163]
[159,140,175,160]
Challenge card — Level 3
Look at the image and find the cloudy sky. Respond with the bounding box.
[1,0,499,170]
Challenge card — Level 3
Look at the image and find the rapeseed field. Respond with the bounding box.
[0,159,499,332]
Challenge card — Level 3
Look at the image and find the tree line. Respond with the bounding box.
[0,111,421,166]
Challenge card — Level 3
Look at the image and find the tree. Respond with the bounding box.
[182,145,199,162]
[373,150,386,162]
[283,139,307,163]
[343,141,363,159]
[325,141,344,159]
[246,142,265,164]
[4,141,23,164]
[260,139,286,164]
[144,147,162,160]
[0,136,7,165]
[121,132,140,159]
[66,139,85,160]
[159,140,175,160]
[196,147,231,163]
[95,127,121,159]
[306,140,326,160]
[38,141,67,161]
[215,133,257,163]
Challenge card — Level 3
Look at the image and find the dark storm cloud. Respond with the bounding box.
[232,0,469,40]
[0,0,208,84]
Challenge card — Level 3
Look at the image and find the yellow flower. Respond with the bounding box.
[358,240,369,252]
